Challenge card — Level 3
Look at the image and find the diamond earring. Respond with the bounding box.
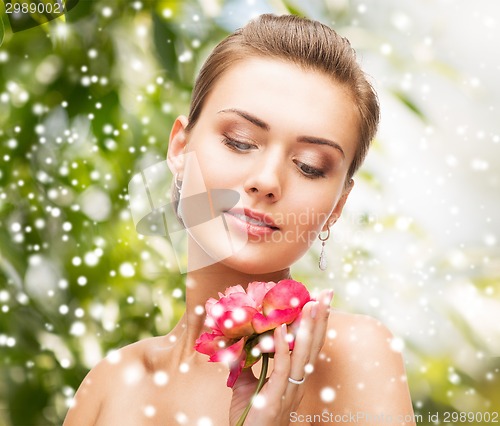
[318,226,330,271]
[174,173,182,191]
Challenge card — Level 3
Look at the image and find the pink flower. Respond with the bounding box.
[194,279,311,387]
[252,279,311,334]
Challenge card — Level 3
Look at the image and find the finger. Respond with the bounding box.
[261,324,291,403]
[288,300,317,382]
[282,301,316,405]
[308,289,334,365]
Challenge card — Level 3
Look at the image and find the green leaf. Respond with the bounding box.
[392,90,428,122]
[282,1,305,17]
[152,13,180,83]
[358,169,383,191]
[64,0,92,22]
[0,15,4,47]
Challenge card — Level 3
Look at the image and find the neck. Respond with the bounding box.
[174,256,291,358]
[169,235,292,363]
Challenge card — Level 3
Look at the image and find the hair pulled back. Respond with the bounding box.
[185,13,380,183]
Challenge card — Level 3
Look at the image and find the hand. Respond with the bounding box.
[229,289,334,426]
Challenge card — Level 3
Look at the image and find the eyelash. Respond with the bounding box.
[221,136,326,179]
[222,136,256,152]
[293,161,326,179]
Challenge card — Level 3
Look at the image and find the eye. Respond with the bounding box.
[294,160,326,179]
[222,136,256,152]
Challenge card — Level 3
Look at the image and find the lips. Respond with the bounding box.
[223,208,280,239]
[225,208,279,230]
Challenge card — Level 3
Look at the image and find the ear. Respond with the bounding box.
[166,115,189,177]
[323,179,354,231]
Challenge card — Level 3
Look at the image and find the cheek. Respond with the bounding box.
[275,209,329,254]
[287,191,337,231]
[188,142,244,188]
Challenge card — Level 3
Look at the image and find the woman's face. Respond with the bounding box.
[169,57,360,274]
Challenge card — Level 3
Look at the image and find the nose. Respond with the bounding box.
[244,150,283,202]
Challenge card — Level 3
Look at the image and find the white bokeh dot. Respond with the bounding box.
[327,329,337,339]
[197,417,214,426]
[252,394,267,409]
[144,405,156,418]
[390,337,405,352]
[153,371,169,386]
[119,262,135,277]
[259,335,274,351]
[320,387,336,403]
[106,350,121,364]
[304,363,314,374]
[84,252,99,266]
[175,412,188,424]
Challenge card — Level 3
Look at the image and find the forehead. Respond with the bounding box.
[198,57,359,160]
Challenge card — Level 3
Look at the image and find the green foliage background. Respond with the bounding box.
[1,0,499,425]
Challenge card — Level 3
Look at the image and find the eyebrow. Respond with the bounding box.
[218,108,270,131]
[218,108,345,159]
[297,136,345,159]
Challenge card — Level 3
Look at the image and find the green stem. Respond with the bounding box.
[235,353,269,426]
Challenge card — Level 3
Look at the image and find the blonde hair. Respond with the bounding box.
[186,13,380,184]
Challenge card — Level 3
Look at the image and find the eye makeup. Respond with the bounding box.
[221,134,257,152]
[293,150,334,179]
[215,110,341,180]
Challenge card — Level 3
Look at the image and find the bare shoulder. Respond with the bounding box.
[63,336,163,426]
[319,310,405,383]
[308,310,416,425]
[329,309,396,353]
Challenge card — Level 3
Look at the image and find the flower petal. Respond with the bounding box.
[204,298,221,329]
[205,297,218,312]
[246,281,276,308]
[252,307,301,334]
[227,347,247,388]
[218,291,257,311]
[223,284,246,296]
[205,292,255,333]
[194,331,227,356]
[215,306,258,338]
[262,279,310,315]
[209,336,245,364]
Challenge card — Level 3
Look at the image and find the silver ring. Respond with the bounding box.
[288,376,305,385]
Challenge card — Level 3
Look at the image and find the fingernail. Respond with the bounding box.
[323,289,334,306]
[310,301,319,319]
[281,323,287,337]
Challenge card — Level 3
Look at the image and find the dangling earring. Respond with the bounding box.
[318,225,330,271]
[174,173,182,191]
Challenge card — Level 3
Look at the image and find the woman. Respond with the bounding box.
[64,14,415,426]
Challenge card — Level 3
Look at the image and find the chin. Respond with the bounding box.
[219,249,299,277]
[226,262,285,277]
